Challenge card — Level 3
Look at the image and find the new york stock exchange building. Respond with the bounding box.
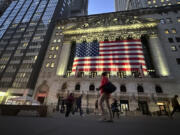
[35,5,180,116]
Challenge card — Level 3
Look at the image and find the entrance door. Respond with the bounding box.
[138,101,149,115]
[120,100,129,112]
[37,97,45,105]
[159,105,168,115]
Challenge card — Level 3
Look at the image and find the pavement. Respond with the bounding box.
[0,112,180,135]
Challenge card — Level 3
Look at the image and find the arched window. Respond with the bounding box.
[61,82,67,90]
[137,85,144,93]
[89,84,95,91]
[120,85,126,92]
[155,85,163,93]
[75,83,80,91]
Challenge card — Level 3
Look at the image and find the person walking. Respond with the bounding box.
[97,72,113,122]
[111,99,120,118]
[65,93,75,117]
[170,95,180,117]
[94,99,99,115]
[60,99,65,113]
[76,94,83,116]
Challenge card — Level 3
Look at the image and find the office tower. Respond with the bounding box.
[70,0,88,16]
[0,0,73,102]
[115,0,180,11]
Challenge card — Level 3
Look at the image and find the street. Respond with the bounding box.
[0,112,180,135]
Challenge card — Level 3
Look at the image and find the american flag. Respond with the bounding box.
[72,40,147,74]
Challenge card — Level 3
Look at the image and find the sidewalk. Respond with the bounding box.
[0,112,180,135]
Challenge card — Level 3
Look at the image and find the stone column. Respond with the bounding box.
[148,35,170,77]
[56,41,72,76]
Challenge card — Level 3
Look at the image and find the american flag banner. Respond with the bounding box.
[72,40,147,75]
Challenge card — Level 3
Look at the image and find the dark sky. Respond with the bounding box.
[88,0,115,15]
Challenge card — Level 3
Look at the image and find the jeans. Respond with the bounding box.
[98,93,113,120]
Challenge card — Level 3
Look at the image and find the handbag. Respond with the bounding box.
[102,81,116,93]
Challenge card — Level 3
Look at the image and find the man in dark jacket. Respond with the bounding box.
[76,94,83,116]
[65,93,75,117]
[171,95,180,117]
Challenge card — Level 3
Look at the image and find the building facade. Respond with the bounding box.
[0,0,88,104]
[35,5,180,115]
[0,0,74,104]
[115,0,180,11]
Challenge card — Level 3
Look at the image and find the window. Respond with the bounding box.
[75,84,80,91]
[176,37,180,42]
[155,85,163,93]
[46,63,50,68]
[51,63,55,68]
[89,84,95,91]
[164,29,169,34]
[117,71,126,78]
[89,72,97,78]
[160,19,165,24]
[53,55,57,59]
[49,54,52,59]
[56,46,59,50]
[168,38,174,43]
[120,85,126,92]
[166,18,172,23]
[137,85,144,93]
[176,58,180,64]
[50,46,55,51]
[172,29,176,34]
[61,82,67,90]
[171,46,177,51]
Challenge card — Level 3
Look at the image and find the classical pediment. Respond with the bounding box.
[59,12,158,35]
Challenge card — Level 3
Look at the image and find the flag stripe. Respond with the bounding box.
[73,60,146,64]
[73,63,146,67]
[99,48,143,51]
[73,57,145,62]
[100,53,144,56]
[100,51,143,54]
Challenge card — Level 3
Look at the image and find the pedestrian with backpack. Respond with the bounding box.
[96,72,116,122]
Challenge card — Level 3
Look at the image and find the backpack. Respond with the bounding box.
[102,81,116,93]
